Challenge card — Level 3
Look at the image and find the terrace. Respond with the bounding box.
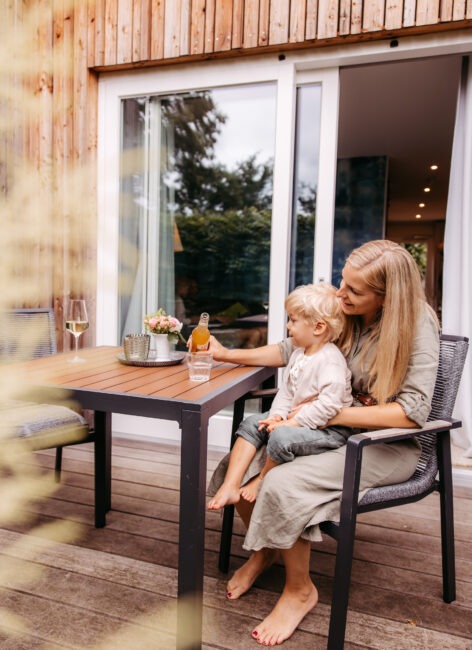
[1,437,470,648]
[1,2,472,647]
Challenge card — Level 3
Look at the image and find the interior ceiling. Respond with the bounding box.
[337,56,462,223]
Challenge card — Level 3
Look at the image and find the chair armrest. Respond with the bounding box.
[347,418,461,449]
[335,418,461,524]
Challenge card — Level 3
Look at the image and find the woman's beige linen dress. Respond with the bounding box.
[208,307,440,550]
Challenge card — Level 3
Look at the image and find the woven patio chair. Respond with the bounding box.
[0,308,110,526]
[218,334,469,650]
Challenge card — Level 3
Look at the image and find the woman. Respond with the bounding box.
[207,240,440,646]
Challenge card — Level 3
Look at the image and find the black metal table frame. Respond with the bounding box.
[34,363,276,649]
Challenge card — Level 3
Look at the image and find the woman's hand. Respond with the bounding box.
[325,411,343,426]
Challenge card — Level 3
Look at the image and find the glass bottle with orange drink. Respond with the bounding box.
[190,312,210,353]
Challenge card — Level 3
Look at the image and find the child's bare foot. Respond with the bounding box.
[240,475,263,502]
[226,548,279,599]
[252,582,318,645]
[207,484,241,510]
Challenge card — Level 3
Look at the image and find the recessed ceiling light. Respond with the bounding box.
[430,164,439,170]
[424,187,431,192]
[415,214,422,219]
[419,203,425,208]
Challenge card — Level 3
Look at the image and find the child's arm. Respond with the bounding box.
[268,352,300,420]
[295,362,352,429]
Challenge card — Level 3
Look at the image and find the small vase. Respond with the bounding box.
[152,333,171,360]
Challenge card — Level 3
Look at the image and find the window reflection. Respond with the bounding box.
[119,84,276,348]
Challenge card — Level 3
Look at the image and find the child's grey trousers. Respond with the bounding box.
[237,411,351,464]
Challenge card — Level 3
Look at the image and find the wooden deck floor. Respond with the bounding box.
[1,437,471,649]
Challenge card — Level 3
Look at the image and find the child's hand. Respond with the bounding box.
[257,414,282,431]
[267,417,300,433]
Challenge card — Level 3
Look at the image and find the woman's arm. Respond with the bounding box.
[207,335,285,367]
[327,305,441,431]
[327,402,417,429]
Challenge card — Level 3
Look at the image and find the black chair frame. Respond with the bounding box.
[218,334,469,650]
[2,308,111,527]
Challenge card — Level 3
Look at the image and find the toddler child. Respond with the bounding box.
[207,283,353,510]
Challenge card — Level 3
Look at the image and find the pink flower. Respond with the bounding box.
[143,310,184,341]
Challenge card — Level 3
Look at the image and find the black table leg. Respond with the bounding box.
[94,411,111,528]
[177,408,208,650]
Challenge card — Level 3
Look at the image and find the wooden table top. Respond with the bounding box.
[17,346,268,405]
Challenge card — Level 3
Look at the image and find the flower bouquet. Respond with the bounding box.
[143,308,186,344]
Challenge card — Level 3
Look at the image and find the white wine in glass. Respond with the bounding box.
[66,299,89,362]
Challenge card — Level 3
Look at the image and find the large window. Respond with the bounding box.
[119,84,276,348]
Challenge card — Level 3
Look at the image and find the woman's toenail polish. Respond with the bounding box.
[252,630,258,637]
[227,592,232,597]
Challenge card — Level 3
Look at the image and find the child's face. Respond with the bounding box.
[287,312,320,349]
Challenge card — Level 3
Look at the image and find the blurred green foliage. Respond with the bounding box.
[401,242,427,279]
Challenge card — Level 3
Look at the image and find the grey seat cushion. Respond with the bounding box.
[2,400,89,450]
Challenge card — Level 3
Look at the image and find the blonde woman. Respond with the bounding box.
[207,240,440,646]
[207,283,352,509]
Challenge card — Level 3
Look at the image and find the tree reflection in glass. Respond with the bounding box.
[119,84,276,349]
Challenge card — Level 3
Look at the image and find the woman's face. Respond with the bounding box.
[336,262,384,326]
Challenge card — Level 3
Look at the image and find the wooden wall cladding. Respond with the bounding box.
[2,0,97,351]
[91,0,472,67]
[2,0,470,353]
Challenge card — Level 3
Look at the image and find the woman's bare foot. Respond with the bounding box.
[240,475,263,502]
[252,582,318,645]
[226,548,279,600]
[207,484,241,510]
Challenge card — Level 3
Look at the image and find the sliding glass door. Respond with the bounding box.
[98,60,339,354]
[118,84,276,348]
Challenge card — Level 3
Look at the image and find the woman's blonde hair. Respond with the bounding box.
[285,283,345,342]
[338,239,435,404]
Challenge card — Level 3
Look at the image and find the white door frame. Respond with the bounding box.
[97,56,340,350]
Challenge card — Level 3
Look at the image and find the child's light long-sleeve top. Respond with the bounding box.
[269,342,353,429]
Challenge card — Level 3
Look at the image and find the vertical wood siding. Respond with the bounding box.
[87,0,471,66]
[4,0,97,351]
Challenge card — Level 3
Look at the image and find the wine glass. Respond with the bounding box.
[66,299,89,362]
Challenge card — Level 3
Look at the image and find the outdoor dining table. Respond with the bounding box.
[17,345,275,649]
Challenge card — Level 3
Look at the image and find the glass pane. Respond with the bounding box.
[120,84,277,348]
[331,156,387,288]
[290,84,322,290]
[118,97,148,340]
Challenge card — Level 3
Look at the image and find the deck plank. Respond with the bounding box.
[1,437,471,648]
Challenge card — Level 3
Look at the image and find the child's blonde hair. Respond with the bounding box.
[285,283,345,342]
